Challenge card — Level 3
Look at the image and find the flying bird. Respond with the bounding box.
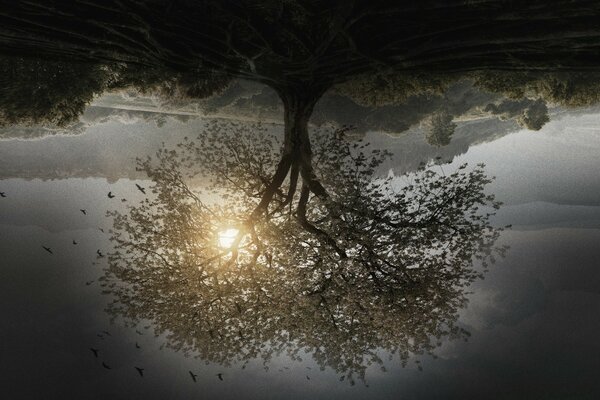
[0,192,6,197]
[135,342,140,349]
[80,209,87,215]
[101,330,111,336]
[135,184,146,194]
[98,227,105,233]
[96,249,104,258]
[72,240,78,245]
[85,280,94,286]
[217,373,224,381]
[107,192,115,199]
[135,330,143,336]
[189,371,197,383]
[135,367,144,377]
[306,375,310,380]
[102,362,111,370]
[90,348,99,358]
[42,246,53,254]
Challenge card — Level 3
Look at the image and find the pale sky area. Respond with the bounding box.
[0,109,599,399]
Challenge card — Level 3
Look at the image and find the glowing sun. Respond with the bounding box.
[218,228,239,249]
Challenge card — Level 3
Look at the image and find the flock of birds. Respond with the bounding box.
[1,184,229,383]
[1,183,329,384]
[87,329,219,382]
[33,184,146,256]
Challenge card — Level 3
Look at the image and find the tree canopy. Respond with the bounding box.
[103,122,505,381]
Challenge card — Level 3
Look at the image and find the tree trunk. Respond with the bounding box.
[278,85,329,199]
[247,84,328,222]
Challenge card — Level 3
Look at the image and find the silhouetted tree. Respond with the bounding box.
[0,56,232,127]
[483,98,550,131]
[425,110,457,146]
[0,56,110,126]
[102,121,505,381]
[517,99,549,131]
[474,71,600,107]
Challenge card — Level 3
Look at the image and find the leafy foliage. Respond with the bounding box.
[334,70,455,107]
[0,57,110,127]
[517,99,549,131]
[425,110,456,146]
[108,63,233,105]
[0,57,232,126]
[102,122,505,382]
[473,71,600,107]
[483,98,549,131]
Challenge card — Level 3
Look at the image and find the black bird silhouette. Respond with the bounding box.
[107,192,115,199]
[85,280,94,286]
[42,246,53,254]
[72,240,78,245]
[189,371,197,383]
[135,184,146,194]
[135,367,144,377]
[121,198,127,202]
[0,192,6,197]
[135,342,140,349]
[101,330,111,336]
[102,362,111,370]
[80,209,87,215]
[97,249,104,258]
[90,348,99,358]
[217,373,224,381]
[98,227,105,233]
[135,330,143,336]
[306,375,310,380]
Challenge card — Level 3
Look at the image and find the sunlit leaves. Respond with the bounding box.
[103,122,504,381]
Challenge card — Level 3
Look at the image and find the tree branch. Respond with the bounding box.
[297,184,347,259]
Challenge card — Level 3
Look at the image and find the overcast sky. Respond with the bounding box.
[0,110,599,399]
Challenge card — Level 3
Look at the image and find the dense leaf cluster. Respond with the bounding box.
[103,122,505,381]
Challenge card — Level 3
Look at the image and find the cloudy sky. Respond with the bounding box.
[0,108,599,399]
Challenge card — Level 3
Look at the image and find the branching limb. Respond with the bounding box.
[297,184,347,259]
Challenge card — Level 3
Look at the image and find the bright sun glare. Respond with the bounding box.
[218,228,239,249]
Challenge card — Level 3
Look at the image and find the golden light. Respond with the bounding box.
[218,228,239,249]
